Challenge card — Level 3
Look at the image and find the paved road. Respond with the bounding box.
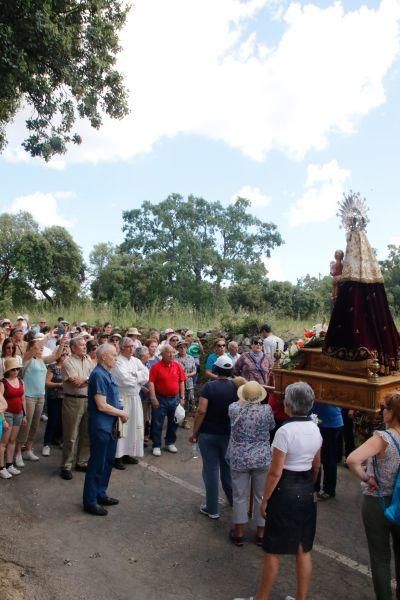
[0,423,382,600]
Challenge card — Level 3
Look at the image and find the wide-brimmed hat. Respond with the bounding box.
[164,328,175,335]
[214,355,233,370]
[237,381,267,404]
[4,357,22,374]
[110,332,122,339]
[127,327,141,336]
[177,340,187,348]
[34,333,45,340]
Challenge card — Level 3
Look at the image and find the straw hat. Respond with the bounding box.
[127,327,141,336]
[232,376,247,389]
[4,357,22,375]
[237,381,267,404]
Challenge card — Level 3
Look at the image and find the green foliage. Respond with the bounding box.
[118,193,283,309]
[0,0,129,160]
[0,211,39,295]
[0,211,85,304]
[380,245,400,315]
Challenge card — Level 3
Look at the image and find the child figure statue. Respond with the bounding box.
[330,249,344,303]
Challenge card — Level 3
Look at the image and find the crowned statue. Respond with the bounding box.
[324,192,400,374]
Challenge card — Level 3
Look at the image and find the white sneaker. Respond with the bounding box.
[42,445,51,457]
[285,596,296,600]
[40,414,48,422]
[7,465,21,476]
[15,454,25,468]
[199,503,220,519]
[152,447,161,457]
[22,450,39,461]
[0,467,12,479]
[166,444,178,453]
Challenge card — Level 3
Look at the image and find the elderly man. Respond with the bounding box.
[60,336,94,480]
[149,344,186,456]
[83,344,129,516]
[227,340,240,366]
[111,337,149,468]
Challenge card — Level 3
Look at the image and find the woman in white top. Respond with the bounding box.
[235,381,322,600]
[347,391,400,600]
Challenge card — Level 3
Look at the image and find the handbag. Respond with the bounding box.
[373,431,400,525]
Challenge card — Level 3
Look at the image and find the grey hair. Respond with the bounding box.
[135,346,149,360]
[96,343,116,362]
[70,336,83,349]
[228,340,238,350]
[161,344,174,356]
[120,336,132,349]
[284,381,315,416]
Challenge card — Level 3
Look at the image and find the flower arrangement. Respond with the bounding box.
[280,323,327,370]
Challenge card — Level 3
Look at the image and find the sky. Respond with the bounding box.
[1,0,400,284]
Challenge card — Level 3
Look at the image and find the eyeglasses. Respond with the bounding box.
[253,341,263,346]
[170,338,178,342]
[216,344,226,348]
[9,368,19,372]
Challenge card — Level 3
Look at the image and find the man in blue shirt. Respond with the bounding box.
[83,344,129,516]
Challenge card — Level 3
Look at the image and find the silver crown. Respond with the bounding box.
[337,191,369,232]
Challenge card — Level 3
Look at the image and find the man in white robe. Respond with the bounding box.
[111,337,149,468]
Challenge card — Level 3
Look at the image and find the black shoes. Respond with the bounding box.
[114,458,126,470]
[60,468,73,480]
[75,464,87,472]
[122,455,139,465]
[99,496,119,506]
[84,504,108,516]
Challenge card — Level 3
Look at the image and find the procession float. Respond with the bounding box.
[273,192,400,429]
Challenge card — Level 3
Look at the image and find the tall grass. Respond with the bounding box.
[7,301,320,339]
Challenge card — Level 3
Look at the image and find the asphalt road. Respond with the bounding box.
[0,422,385,600]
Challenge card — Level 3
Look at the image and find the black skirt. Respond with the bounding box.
[262,469,316,555]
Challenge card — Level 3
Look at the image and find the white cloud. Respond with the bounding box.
[2,0,400,165]
[231,185,272,207]
[287,160,351,226]
[389,236,400,246]
[6,192,74,228]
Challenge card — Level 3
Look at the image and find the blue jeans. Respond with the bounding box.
[83,427,117,507]
[198,433,232,515]
[151,395,179,449]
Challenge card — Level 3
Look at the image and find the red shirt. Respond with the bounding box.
[2,378,24,414]
[149,360,186,396]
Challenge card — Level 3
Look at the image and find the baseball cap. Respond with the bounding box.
[214,355,233,369]
[165,328,175,335]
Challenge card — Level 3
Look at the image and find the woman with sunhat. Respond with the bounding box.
[0,358,26,479]
[228,381,275,546]
[234,381,322,600]
[126,327,142,350]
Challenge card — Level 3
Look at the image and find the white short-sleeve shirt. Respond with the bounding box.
[272,420,322,471]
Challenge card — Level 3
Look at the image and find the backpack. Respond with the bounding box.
[373,431,400,525]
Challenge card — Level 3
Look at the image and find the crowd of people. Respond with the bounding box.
[0,316,399,600]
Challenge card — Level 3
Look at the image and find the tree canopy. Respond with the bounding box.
[0,212,85,308]
[116,194,284,309]
[0,0,129,160]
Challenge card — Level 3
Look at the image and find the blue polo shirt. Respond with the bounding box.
[313,402,343,428]
[88,364,122,432]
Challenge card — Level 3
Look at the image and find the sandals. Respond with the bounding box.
[229,530,244,547]
[255,535,263,547]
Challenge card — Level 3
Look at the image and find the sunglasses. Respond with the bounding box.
[170,338,179,342]
[9,368,20,372]
[217,344,226,348]
[253,341,263,346]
